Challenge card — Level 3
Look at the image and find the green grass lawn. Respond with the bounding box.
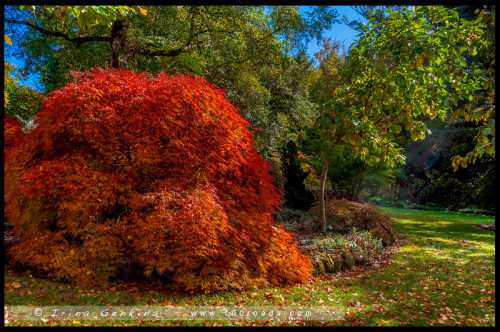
[5,207,495,326]
[380,206,495,224]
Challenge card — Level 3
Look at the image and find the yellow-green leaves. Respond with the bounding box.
[451,119,495,171]
[4,34,12,45]
[18,6,146,32]
[4,62,14,108]
[347,6,494,169]
[138,7,148,16]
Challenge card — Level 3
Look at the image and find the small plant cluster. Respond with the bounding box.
[300,228,384,275]
[4,69,312,293]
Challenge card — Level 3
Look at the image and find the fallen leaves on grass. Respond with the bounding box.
[4,208,495,327]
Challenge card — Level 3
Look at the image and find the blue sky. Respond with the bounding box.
[4,6,363,91]
[303,6,363,59]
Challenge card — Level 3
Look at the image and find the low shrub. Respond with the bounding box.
[310,199,397,245]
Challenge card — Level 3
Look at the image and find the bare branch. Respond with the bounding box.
[5,19,111,46]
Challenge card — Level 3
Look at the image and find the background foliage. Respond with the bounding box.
[3,5,496,215]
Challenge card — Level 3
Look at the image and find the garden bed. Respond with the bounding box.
[295,229,393,276]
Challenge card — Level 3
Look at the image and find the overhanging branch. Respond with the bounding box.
[6,19,111,46]
[7,12,214,61]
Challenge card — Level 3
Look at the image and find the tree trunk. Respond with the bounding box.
[319,158,330,233]
[110,19,129,68]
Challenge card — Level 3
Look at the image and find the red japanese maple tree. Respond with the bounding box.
[4,69,312,292]
[4,115,24,159]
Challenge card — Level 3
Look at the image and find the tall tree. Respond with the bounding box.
[310,6,495,232]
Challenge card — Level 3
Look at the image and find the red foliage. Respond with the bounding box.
[4,116,25,223]
[4,115,24,160]
[4,69,312,292]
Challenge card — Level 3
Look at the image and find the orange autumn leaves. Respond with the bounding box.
[4,69,312,292]
[4,115,24,158]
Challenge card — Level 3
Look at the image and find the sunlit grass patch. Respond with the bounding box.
[380,206,495,224]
